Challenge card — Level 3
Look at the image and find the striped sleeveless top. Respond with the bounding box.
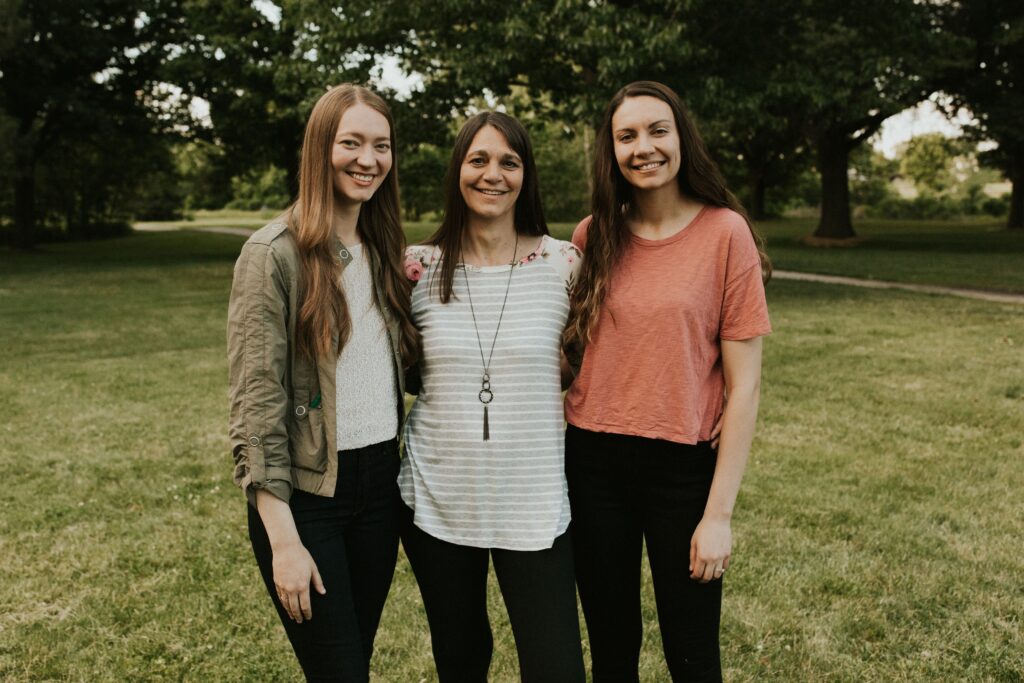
[399,236,582,550]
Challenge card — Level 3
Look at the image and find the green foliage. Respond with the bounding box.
[898,133,969,194]
[226,165,290,212]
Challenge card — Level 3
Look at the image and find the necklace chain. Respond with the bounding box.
[462,233,519,440]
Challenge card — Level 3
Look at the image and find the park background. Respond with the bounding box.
[1,1,1022,681]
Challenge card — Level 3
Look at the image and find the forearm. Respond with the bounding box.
[255,489,302,552]
[703,382,760,520]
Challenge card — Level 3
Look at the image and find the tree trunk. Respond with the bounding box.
[814,131,856,239]
[1008,153,1022,230]
[13,143,36,250]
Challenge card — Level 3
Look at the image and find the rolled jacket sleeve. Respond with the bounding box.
[227,241,294,506]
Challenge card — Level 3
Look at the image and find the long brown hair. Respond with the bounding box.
[564,80,771,354]
[289,84,419,366]
[427,111,549,303]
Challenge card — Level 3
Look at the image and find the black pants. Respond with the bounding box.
[248,439,403,683]
[400,505,586,683]
[565,425,723,683]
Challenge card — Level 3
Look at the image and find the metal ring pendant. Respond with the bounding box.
[478,388,494,404]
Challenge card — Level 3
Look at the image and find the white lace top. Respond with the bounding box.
[399,235,582,550]
[335,243,399,449]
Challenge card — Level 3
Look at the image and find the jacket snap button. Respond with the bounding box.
[295,405,307,417]
[249,435,261,446]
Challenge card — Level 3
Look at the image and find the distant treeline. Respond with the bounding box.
[1,1,1021,247]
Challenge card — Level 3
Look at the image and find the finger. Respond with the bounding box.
[712,564,725,581]
[723,555,731,571]
[689,540,697,574]
[299,587,312,621]
[711,414,724,439]
[311,563,327,595]
[701,560,717,583]
[691,556,706,581]
[286,592,303,623]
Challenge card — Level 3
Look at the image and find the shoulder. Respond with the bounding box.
[570,216,592,249]
[540,235,582,264]
[701,207,753,242]
[404,244,439,284]
[236,220,297,275]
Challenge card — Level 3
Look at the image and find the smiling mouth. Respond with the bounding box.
[474,187,508,196]
[632,161,665,171]
[348,172,376,183]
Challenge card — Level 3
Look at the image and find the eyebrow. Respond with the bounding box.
[614,119,673,134]
[335,131,391,143]
[467,148,522,162]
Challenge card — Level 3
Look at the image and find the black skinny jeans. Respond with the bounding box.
[565,425,723,683]
[248,438,403,683]
[400,505,586,683]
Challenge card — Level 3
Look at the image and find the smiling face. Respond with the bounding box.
[459,125,524,222]
[330,102,393,206]
[611,95,682,193]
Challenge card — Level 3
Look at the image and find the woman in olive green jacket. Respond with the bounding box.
[227,84,418,682]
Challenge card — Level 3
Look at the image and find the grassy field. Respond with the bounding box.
[149,210,1024,294]
[1,230,1022,681]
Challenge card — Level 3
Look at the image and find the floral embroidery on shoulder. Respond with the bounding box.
[519,236,582,294]
[404,245,438,283]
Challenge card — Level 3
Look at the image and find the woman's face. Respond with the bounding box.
[459,125,524,222]
[611,95,681,193]
[330,103,393,205]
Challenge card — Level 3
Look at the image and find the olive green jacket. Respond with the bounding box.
[227,222,406,505]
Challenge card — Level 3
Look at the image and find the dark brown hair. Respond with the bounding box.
[426,111,549,303]
[289,84,418,366]
[564,80,771,353]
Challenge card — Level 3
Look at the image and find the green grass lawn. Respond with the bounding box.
[146,211,1024,294]
[2,232,1021,681]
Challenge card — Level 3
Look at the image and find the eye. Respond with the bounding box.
[468,157,486,166]
[338,138,359,148]
[375,142,391,152]
[652,127,670,136]
[617,133,634,143]
[503,159,521,169]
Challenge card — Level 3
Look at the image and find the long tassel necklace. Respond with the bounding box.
[462,232,519,441]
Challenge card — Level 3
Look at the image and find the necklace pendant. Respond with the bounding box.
[483,405,490,441]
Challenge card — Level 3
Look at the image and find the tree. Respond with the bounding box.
[898,133,967,194]
[941,0,1024,229]
[0,0,181,247]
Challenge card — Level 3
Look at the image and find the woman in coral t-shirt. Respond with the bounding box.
[563,81,772,682]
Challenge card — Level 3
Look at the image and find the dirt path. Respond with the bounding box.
[774,270,1024,305]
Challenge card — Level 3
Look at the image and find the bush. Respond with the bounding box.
[227,165,289,211]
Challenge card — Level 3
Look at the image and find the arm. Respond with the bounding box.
[227,241,324,620]
[689,336,763,582]
[255,490,326,623]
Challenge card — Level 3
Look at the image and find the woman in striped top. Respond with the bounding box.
[399,112,586,682]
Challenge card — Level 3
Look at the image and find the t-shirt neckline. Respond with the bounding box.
[629,205,709,247]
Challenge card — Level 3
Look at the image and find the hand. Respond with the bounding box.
[689,515,731,583]
[271,542,326,623]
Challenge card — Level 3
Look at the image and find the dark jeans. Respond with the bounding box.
[248,438,403,683]
[565,425,723,683]
[400,505,586,683]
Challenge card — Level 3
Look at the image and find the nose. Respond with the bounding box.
[356,144,375,168]
[482,160,502,183]
[636,134,655,156]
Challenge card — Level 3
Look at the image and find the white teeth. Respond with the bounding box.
[478,189,504,195]
[635,162,663,170]
[350,173,374,181]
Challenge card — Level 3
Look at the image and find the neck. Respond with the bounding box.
[332,200,362,245]
[462,214,519,266]
[630,183,702,236]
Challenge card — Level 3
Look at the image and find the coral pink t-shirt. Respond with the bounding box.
[565,206,771,444]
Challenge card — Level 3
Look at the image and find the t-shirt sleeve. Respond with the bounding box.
[404,245,436,285]
[571,216,592,250]
[719,226,771,340]
[546,238,583,292]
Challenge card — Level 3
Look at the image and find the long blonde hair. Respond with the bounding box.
[289,84,419,366]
